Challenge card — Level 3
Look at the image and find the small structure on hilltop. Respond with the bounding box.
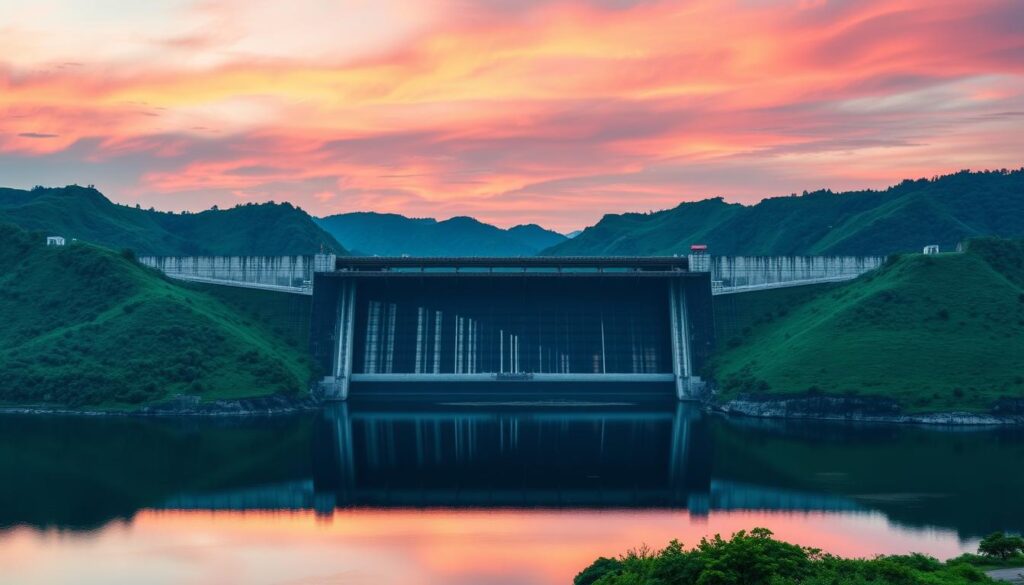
[46,236,65,247]
[923,245,939,255]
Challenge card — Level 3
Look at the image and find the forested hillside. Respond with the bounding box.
[0,224,313,408]
[545,169,1024,256]
[0,185,345,256]
[710,238,1024,413]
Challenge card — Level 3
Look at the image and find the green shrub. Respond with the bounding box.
[577,529,1002,585]
[979,532,1024,560]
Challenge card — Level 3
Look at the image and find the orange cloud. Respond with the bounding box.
[1,0,1022,230]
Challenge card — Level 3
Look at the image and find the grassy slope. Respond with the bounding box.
[0,185,345,255]
[545,169,1024,256]
[0,224,314,408]
[189,282,312,349]
[710,239,1024,412]
[712,282,841,349]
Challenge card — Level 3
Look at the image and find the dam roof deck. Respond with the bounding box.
[331,256,692,275]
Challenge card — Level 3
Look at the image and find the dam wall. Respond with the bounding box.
[138,254,335,294]
[702,255,884,294]
[139,253,884,297]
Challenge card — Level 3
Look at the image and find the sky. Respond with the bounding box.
[1,0,1022,231]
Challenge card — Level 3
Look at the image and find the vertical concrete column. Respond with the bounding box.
[668,280,693,400]
[363,301,381,374]
[433,311,442,374]
[469,320,477,374]
[455,316,464,374]
[385,303,396,374]
[330,281,357,400]
[600,316,607,374]
[678,283,692,383]
[414,307,425,374]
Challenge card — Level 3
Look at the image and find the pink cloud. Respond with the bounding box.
[0,0,1022,231]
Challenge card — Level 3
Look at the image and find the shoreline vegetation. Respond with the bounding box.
[0,393,320,417]
[712,396,1024,426]
[574,528,1024,585]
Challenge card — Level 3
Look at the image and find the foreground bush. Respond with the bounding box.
[574,528,999,585]
[978,532,1024,560]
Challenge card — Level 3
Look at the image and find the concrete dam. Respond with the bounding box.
[308,256,716,401]
[139,253,883,297]
[138,252,884,400]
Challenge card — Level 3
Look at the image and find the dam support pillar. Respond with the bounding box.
[668,280,694,400]
[322,281,356,401]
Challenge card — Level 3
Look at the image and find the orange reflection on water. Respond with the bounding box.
[0,509,974,585]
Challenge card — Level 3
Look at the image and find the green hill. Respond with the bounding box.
[544,169,1024,256]
[0,185,345,255]
[0,224,314,408]
[316,212,566,256]
[710,238,1024,412]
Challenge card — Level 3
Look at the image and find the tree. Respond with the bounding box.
[978,532,1024,560]
[574,557,622,585]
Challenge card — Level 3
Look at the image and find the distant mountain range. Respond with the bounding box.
[543,169,1024,257]
[3,169,1022,259]
[315,212,567,256]
[0,186,345,256]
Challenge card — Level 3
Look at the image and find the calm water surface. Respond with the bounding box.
[1,400,1022,584]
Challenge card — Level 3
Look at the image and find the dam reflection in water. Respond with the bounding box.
[5,401,1023,585]
[158,402,865,518]
[313,403,710,510]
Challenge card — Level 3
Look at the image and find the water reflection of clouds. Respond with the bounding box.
[0,509,971,585]
[1,402,1020,584]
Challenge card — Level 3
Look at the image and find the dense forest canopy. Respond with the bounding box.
[545,169,1024,257]
[0,185,345,256]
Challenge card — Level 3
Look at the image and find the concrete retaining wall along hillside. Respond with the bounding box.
[709,256,884,291]
[139,255,335,290]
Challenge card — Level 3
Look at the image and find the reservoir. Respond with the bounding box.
[1,400,1022,584]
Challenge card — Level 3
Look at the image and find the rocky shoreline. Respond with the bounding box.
[715,395,1024,425]
[0,393,321,417]
[5,391,1024,425]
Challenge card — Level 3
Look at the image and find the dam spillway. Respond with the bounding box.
[309,257,715,400]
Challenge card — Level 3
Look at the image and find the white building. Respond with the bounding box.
[46,236,65,247]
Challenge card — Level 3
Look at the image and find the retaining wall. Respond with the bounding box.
[705,255,884,292]
[139,254,335,291]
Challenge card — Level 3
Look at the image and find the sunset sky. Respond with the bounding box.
[1,0,1022,231]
